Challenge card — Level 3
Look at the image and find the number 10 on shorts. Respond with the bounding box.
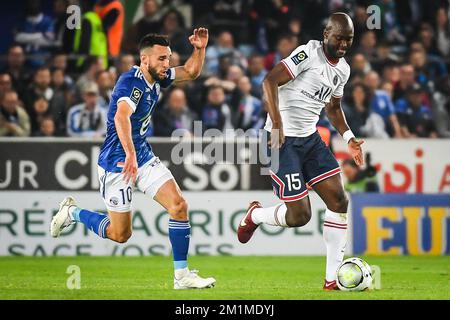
[120,187,132,204]
[285,173,301,191]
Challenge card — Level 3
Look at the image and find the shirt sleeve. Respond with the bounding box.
[159,67,176,88]
[115,77,144,113]
[280,44,311,79]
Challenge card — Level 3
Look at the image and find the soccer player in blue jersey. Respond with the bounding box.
[50,28,216,289]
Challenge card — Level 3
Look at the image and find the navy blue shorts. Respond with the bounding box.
[266,131,341,202]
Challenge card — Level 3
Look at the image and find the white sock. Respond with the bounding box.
[174,267,189,280]
[251,204,288,227]
[323,209,348,282]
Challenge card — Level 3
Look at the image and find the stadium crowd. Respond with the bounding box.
[1,0,450,140]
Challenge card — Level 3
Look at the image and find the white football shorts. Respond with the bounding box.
[98,157,174,212]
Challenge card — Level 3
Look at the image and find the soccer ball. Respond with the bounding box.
[336,257,373,291]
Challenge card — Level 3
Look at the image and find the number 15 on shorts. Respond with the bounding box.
[285,173,301,191]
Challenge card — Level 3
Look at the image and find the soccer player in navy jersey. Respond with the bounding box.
[51,29,216,289]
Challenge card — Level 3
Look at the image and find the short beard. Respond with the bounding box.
[148,66,164,81]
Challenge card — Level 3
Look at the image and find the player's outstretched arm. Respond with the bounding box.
[174,28,209,83]
[326,96,364,166]
[115,101,138,183]
[262,63,292,148]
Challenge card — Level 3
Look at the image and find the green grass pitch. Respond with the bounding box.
[0,256,449,300]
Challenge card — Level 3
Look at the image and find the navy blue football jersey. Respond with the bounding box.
[98,66,175,172]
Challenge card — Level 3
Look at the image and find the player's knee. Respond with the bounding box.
[286,207,311,227]
[329,192,349,213]
[168,197,188,220]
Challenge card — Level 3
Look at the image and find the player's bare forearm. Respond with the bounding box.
[183,47,205,79]
[325,96,351,136]
[175,28,208,83]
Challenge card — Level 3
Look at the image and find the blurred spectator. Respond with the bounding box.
[372,42,400,73]
[51,53,74,87]
[123,0,161,54]
[264,34,297,70]
[153,88,197,137]
[73,1,108,69]
[357,31,377,61]
[381,81,395,101]
[393,63,416,101]
[350,53,371,76]
[0,0,445,140]
[396,83,438,138]
[95,0,124,57]
[249,0,292,51]
[377,0,405,45]
[234,76,262,133]
[352,4,369,48]
[247,54,267,98]
[50,68,70,135]
[116,54,136,76]
[66,82,106,138]
[409,43,448,94]
[198,0,250,44]
[53,0,75,53]
[170,52,181,68]
[417,23,439,56]
[95,70,114,113]
[51,53,68,73]
[364,71,403,137]
[76,56,105,100]
[202,85,233,134]
[343,83,389,138]
[0,90,30,137]
[287,17,306,45]
[342,156,380,193]
[224,64,245,113]
[33,116,56,137]
[1,45,31,97]
[14,0,54,67]
[381,63,400,87]
[30,96,51,135]
[24,67,54,114]
[159,9,191,58]
[436,7,450,57]
[432,76,450,138]
[0,74,14,102]
[205,31,247,75]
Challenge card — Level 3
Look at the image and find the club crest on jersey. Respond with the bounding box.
[130,87,143,105]
[291,50,308,65]
[333,75,339,85]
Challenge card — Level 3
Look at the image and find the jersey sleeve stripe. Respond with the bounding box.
[117,97,137,113]
[331,94,343,98]
[281,60,295,79]
[169,67,176,80]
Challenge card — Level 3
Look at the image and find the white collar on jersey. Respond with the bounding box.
[133,65,155,89]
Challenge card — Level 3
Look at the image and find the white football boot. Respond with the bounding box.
[174,269,216,289]
[50,196,76,238]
